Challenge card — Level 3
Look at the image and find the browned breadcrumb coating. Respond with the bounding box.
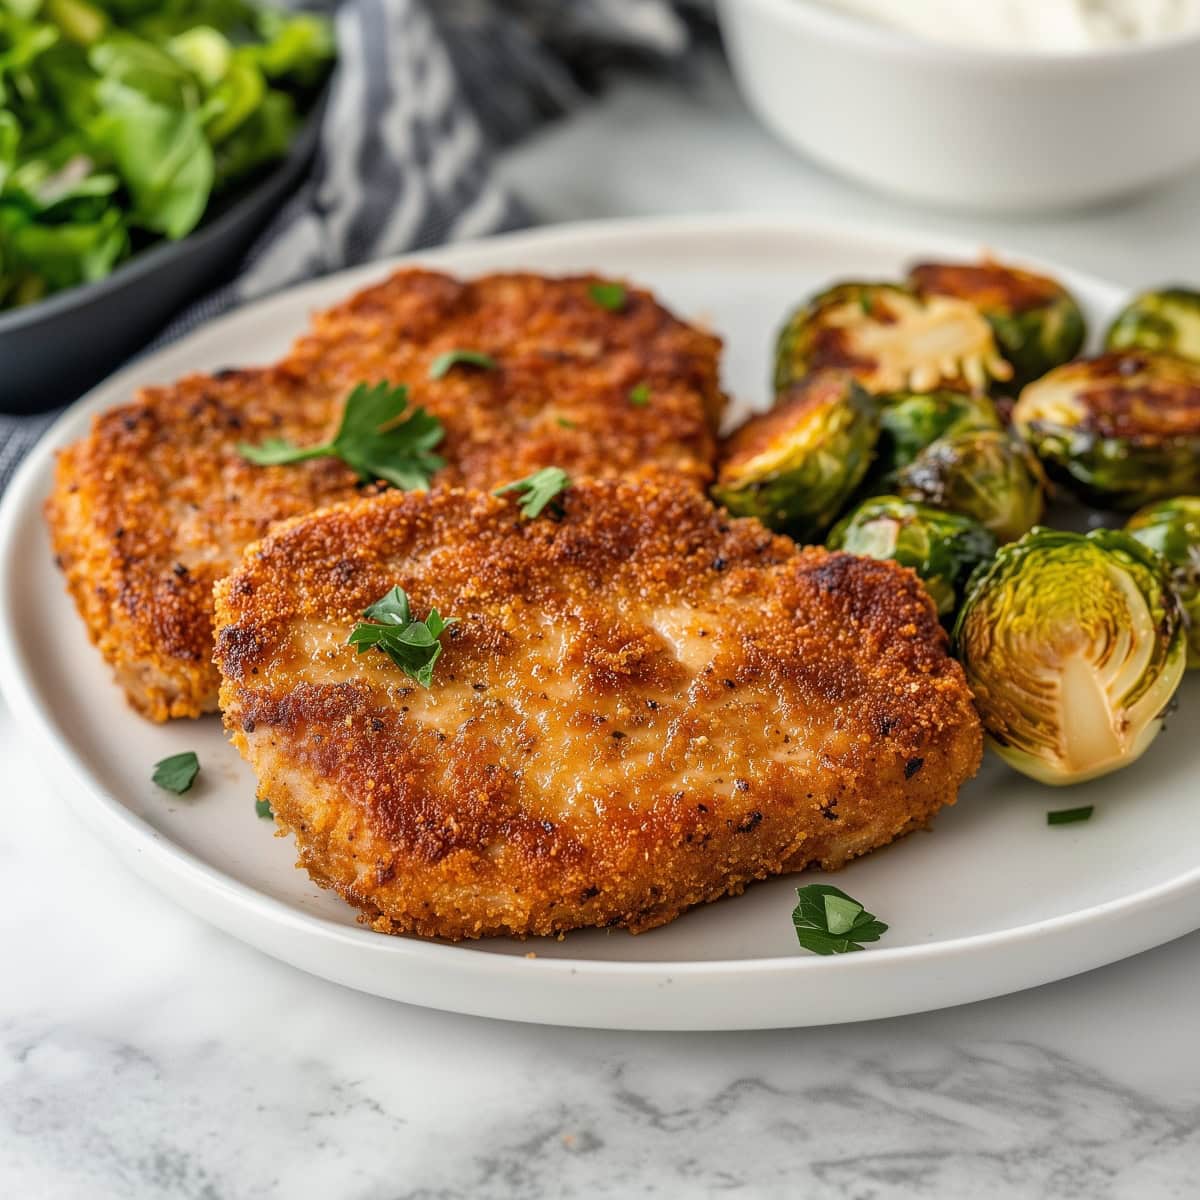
[46,270,725,720]
[213,479,982,941]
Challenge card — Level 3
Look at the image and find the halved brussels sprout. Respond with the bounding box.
[712,370,879,541]
[827,496,997,617]
[1126,496,1200,668]
[954,528,1186,786]
[1107,288,1200,362]
[1012,351,1200,510]
[909,259,1086,388]
[895,430,1045,544]
[774,282,1013,396]
[865,388,1002,493]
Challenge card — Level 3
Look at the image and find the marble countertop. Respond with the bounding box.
[6,57,1200,1199]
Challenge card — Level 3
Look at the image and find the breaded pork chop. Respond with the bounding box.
[213,480,982,940]
[47,270,724,721]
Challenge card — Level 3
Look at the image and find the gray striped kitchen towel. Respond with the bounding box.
[0,0,708,493]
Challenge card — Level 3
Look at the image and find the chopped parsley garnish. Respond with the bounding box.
[1048,805,1093,826]
[493,467,571,519]
[588,281,627,312]
[792,884,888,955]
[348,586,457,688]
[556,416,577,429]
[152,751,200,795]
[629,382,651,408]
[428,349,497,380]
[238,381,444,490]
[255,797,274,820]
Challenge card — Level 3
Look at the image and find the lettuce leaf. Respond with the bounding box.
[0,0,333,306]
[89,78,213,237]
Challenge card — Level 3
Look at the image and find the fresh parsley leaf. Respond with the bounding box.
[152,750,199,794]
[428,349,497,380]
[255,797,274,819]
[629,382,651,407]
[348,586,457,688]
[235,436,302,465]
[822,893,863,936]
[1048,806,1093,826]
[792,884,888,955]
[556,416,577,429]
[239,381,445,490]
[588,280,626,312]
[493,467,571,519]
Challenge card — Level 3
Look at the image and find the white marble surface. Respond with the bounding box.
[6,56,1200,1199]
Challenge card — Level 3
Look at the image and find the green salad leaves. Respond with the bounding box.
[0,0,334,308]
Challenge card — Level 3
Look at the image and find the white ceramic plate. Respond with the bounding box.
[1,215,1196,1031]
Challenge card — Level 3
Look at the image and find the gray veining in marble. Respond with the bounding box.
[5,1010,1200,1197]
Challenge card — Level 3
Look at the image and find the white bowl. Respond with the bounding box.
[716,0,1200,212]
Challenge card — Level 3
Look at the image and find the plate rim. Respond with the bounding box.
[4,212,1195,1014]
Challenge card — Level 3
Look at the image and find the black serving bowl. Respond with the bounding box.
[0,100,323,415]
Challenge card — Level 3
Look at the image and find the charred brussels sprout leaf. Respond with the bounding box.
[1107,288,1200,363]
[909,259,1086,389]
[1126,496,1200,668]
[774,282,1012,396]
[827,496,997,618]
[1012,351,1200,510]
[954,528,1186,786]
[865,388,1002,493]
[712,371,880,542]
[896,430,1045,544]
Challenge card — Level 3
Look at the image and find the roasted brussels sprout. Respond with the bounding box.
[827,496,997,617]
[1107,288,1200,362]
[909,259,1086,388]
[1126,496,1200,668]
[895,430,1045,544]
[712,370,879,540]
[865,388,1002,493]
[954,528,1186,786]
[1012,351,1200,510]
[774,283,1013,396]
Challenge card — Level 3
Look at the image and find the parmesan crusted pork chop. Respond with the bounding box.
[47,270,724,720]
[213,479,982,940]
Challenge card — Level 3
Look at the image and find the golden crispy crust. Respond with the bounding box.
[46,270,724,720]
[214,479,982,940]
